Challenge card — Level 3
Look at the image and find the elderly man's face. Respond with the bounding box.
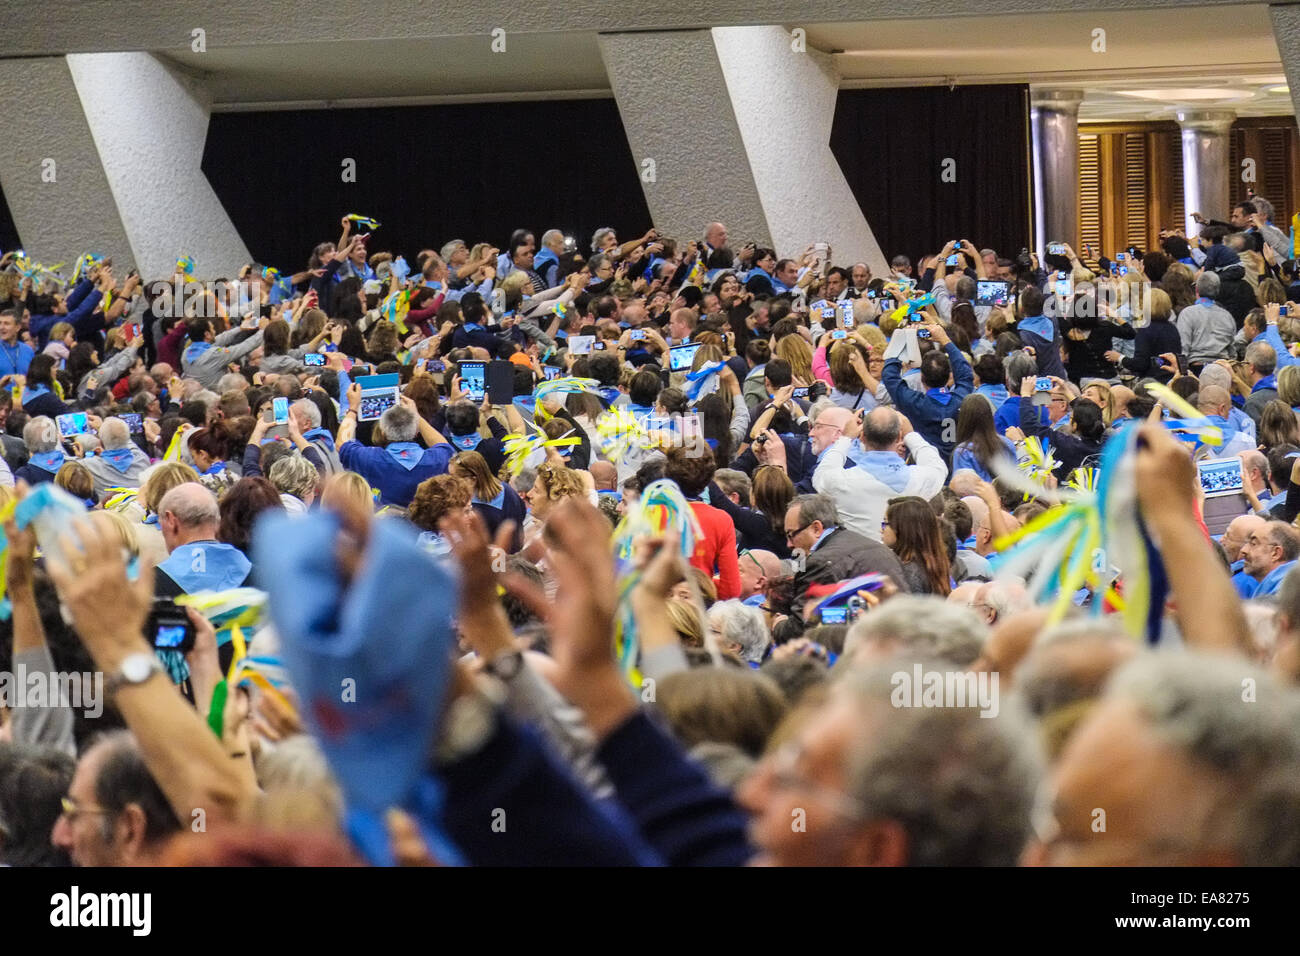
[1241,529,1282,578]
[809,415,843,456]
[50,746,128,867]
[1036,699,1232,865]
[737,691,881,866]
[851,265,871,289]
[706,223,728,248]
[1221,517,1260,563]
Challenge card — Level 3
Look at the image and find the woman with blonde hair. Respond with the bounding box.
[1278,364,1300,410]
[774,334,813,386]
[1081,381,1120,425]
[320,471,375,514]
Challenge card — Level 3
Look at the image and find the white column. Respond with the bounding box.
[65,52,251,278]
[600,25,887,272]
[1030,89,1084,256]
[1176,109,1235,235]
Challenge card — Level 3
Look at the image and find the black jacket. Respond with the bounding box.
[797,526,909,594]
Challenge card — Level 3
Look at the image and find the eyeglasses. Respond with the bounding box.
[60,796,111,822]
[785,522,813,541]
[764,742,868,822]
[740,549,765,574]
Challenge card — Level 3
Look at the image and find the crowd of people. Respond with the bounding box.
[1,202,1299,868]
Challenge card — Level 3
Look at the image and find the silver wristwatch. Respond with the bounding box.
[104,652,164,698]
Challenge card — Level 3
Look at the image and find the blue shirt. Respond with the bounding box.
[994,396,1047,435]
[0,340,35,378]
[339,441,453,508]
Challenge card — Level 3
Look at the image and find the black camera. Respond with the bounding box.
[145,598,195,654]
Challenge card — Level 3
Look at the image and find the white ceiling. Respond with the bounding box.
[163,4,1294,123]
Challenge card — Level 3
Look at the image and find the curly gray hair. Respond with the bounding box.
[843,596,987,668]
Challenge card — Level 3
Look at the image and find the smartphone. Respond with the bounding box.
[878,298,896,312]
[838,300,855,328]
[1176,354,1189,376]
[1118,266,1129,276]
[975,280,1011,307]
[1282,305,1290,317]
[1055,274,1073,298]
[832,329,848,339]
[459,362,487,402]
[793,387,810,399]
[273,397,290,424]
[1116,253,1127,262]
[425,359,446,374]
[119,413,143,434]
[1034,377,1052,393]
[124,322,140,340]
[303,352,326,366]
[147,599,195,654]
[819,305,836,324]
[669,343,702,371]
[1047,242,1066,256]
[542,365,562,381]
[568,335,596,355]
[630,329,646,341]
[917,328,931,339]
[820,605,849,625]
[55,412,88,438]
[486,360,514,406]
[593,341,606,350]
[945,253,960,267]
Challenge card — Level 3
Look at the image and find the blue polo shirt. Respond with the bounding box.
[339,441,454,508]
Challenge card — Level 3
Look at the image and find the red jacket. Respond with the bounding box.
[688,501,741,600]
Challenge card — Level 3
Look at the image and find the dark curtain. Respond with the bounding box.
[830,84,1031,267]
[203,98,652,274]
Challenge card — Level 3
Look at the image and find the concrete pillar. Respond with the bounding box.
[0,57,135,269]
[1030,89,1084,256]
[600,25,886,273]
[1176,109,1235,235]
[65,52,251,279]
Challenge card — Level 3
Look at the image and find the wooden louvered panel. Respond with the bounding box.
[1123,133,1148,251]
[1230,129,1244,205]
[1078,133,1102,260]
[1165,131,1185,233]
[1261,128,1290,217]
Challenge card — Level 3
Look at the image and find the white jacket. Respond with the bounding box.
[812,434,948,542]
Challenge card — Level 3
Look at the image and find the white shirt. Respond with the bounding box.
[812,434,948,542]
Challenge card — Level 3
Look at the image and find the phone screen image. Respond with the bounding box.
[567,335,595,355]
[1048,242,1066,256]
[975,280,1011,307]
[1197,457,1244,496]
[303,352,326,366]
[630,329,646,340]
[669,343,702,371]
[945,254,960,267]
[354,373,401,421]
[273,397,290,424]
[542,365,562,381]
[878,298,896,312]
[119,413,143,434]
[459,362,486,401]
[793,387,809,398]
[819,306,837,323]
[820,606,848,625]
[154,624,188,649]
[832,329,848,339]
[426,359,446,373]
[1035,378,1052,393]
[917,328,931,339]
[1055,279,1072,298]
[838,301,855,327]
[56,413,88,438]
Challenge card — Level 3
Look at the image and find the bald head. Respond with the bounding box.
[1223,513,1267,564]
[1110,385,1136,416]
[811,406,854,455]
[738,547,783,600]
[1196,384,1230,417]
[588,460,617,490]
[861,407,901,450]
[1198,364,1231,393]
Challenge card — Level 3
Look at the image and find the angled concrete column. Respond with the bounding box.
[0,57,134,268]
[600,25,886,272]
[1030,89,1084,256]
[66,52,251,279]
[1271,4,1300,123]
[1176,109,1235,234]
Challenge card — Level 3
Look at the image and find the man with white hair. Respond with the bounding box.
[290,398,341,475]
[338,385,452,508]
[1176,272,1236,373]
[533,229,566,289]
[707,600,770,666]
[1201,361,1257,445]
[1037,653,1300,865]
[81,416,152,496]
[840,595,988,669]
[813,407,946,542]
[154,483,252,601]
[14,416,63,485]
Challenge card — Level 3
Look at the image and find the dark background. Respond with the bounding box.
[201,98,654,272]
[0,86,1033,273]
[830,83,1032,266]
